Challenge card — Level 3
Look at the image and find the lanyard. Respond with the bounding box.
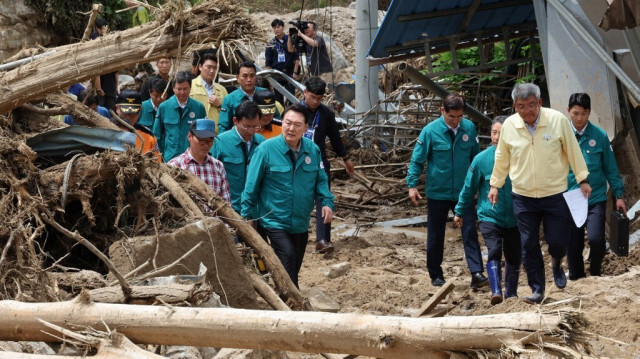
[274,37,286,53]
[301,101,320,141]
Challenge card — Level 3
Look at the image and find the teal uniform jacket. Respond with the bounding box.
[218,86,267,134]
[454,146,517,228]
[138,99,156,128]
[152,95,207,162]
[406,116,481,201]
[210,128,266,214]
[567,121,624,205]
[241,135,335,234]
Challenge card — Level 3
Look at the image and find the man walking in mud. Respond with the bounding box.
[407,93,488,289]
[489,83,590,304]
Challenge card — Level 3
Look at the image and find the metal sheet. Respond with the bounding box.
[545,0,620,138]
[368,0,535,59]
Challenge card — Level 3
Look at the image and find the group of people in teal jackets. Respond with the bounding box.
[408,90,625,305]
[150,66,333,287]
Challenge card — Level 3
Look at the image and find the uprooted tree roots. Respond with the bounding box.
[0,125,187,301]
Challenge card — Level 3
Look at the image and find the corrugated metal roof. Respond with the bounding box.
[369,0,536,59]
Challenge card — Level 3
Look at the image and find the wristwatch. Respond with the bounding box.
[579,178,589,185]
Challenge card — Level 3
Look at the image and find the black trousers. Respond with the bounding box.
[259,227,308,288]
[478,221,522,265]
[426,198,483,279]
[568,201,606,277]
[511,192,570,281]
[315,162,331,243]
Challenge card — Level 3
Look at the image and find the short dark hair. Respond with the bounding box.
[77,90,98,107]
[282,103,310,121]
[305,77,326,96]
[237,61,256,75]
[192,49,215,67]
[95,18,108,29]
[442,93,465,112]
[236,100,262,121]
[150,77,168,93]
[173,71,192,87]
[271,19,284,27]
[200,52,218,66]
[492,115,508,126]
[568,92,591,110]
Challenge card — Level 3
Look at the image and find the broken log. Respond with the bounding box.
[0,1,257,114]
[159,172,205,219]
[0,322,165,359]
[44,93,119,130]
[248,272,289,311]
[0,300,589,359]
[88,283,205,304]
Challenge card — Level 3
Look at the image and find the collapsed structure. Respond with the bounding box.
[0,0,604,358]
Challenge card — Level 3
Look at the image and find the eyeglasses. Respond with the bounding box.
[240,124,262,131]
[515,103,539,111]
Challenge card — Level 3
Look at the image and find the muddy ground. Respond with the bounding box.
[275,180,640,359]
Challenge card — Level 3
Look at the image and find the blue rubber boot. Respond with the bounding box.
[486,260,503,305]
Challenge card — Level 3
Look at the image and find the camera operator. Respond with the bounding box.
[265,19,300,105]
[288,21,333,83]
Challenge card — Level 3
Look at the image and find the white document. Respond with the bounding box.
[563,189,589,227]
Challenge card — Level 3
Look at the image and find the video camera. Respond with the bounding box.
[288,20,310,53]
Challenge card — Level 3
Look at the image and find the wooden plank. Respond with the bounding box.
[412,281,455,318]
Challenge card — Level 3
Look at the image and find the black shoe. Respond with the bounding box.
[431,277,445,287]
[522,292,544,304]
[504,263,520,298]
[551,257,567,289]
[315,240,334,254]
[568,272,585,281]
[470,272,489,289]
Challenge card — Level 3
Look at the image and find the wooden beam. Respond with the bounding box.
[412,281,455,318]
[457,0,482,33]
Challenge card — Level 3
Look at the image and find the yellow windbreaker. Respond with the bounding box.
[490,107,588,198]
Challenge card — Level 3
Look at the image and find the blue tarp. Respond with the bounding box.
[27,126,136,158]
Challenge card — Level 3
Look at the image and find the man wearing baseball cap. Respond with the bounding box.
[168,118,232,208]
[115,89,161,161]
[254,90,282,139]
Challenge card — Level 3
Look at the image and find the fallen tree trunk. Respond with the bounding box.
[0,1,257,114]
[0,300,589,359]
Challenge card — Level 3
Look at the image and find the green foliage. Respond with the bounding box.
[26,0,131,42]
[427,40,544,86]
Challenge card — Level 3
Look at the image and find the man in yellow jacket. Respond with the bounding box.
[190,52,228,132]
[489,83,591,304]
